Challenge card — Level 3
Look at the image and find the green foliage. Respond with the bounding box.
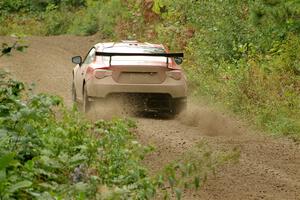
[68,0,129,37]
[43,6,73,35]
[0,0,299,138]
[0,71,153,198]
[0,0,28,13]
[68,8,99,36]
[94,0,129,37]
[0,0,85,13]
[0,0,132,37]
[0,71,235,199]
[251,0,300,34]
[148,0,300,139]
[1,38,28,57]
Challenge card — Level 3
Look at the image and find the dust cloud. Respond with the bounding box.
[85,97,246,137]
[85,98,135,121]
[177,102,246,136]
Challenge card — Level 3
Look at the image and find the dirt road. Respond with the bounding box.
[1,36,299,200]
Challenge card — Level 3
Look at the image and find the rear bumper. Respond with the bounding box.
[86,76,187,98]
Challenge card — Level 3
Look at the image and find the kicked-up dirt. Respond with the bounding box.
[0,36,299,200]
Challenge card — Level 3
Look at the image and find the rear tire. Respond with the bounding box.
[171,98,187,115]
[72,81,82,111]
[83,85,91,113]
[72,82,77,103]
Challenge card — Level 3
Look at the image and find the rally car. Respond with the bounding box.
[71,40,187,115]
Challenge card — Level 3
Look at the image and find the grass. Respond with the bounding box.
[183,34,300,140]
[146,0,300,139]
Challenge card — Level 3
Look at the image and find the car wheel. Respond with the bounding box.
[171,98,187,115]
[82,84,90,113]
[72,82,77,103]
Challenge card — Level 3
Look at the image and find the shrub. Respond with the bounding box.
[43,5,74,35]
[0,0,29,13]
[0,70,238,199]
[148,0,300,138]
[96,0,131,38]
[0,70,155,199]
[68,6,99,36]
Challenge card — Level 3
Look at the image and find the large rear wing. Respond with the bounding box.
[96,52,184,66]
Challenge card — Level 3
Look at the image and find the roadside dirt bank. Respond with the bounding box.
[1,36,299,200]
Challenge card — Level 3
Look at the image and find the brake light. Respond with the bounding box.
[166,70,182,80]
[94,69,112,79]
[86,67,95,80]
[86,66,112,80]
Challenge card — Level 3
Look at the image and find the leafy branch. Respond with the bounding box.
[1,38,28,57]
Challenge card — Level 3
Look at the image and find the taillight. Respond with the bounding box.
[86,66,112,80]
[94,69,112,79]
[86,67,95,80]
[166,70,182,80]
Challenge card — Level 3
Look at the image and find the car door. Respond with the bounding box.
[75,47,96,100]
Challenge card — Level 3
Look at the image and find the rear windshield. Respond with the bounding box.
[102,46,168,63]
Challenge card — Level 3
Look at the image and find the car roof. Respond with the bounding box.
[95,41,165,52]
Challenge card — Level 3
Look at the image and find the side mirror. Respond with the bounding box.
[174,57,183,65]
[72,56,82,65]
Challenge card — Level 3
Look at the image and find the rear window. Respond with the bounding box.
[102,46,168,63]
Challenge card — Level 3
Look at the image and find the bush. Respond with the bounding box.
[0,0,86,13]
[43,4,73,35]
[94,0,132,38]
[68,5,99,36]
[0,70,237,199]
[147,0,300,138]
[0,0,29,13]
[0,70,155,199]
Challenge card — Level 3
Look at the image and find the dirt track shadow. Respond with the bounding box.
[134,111,176,120]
